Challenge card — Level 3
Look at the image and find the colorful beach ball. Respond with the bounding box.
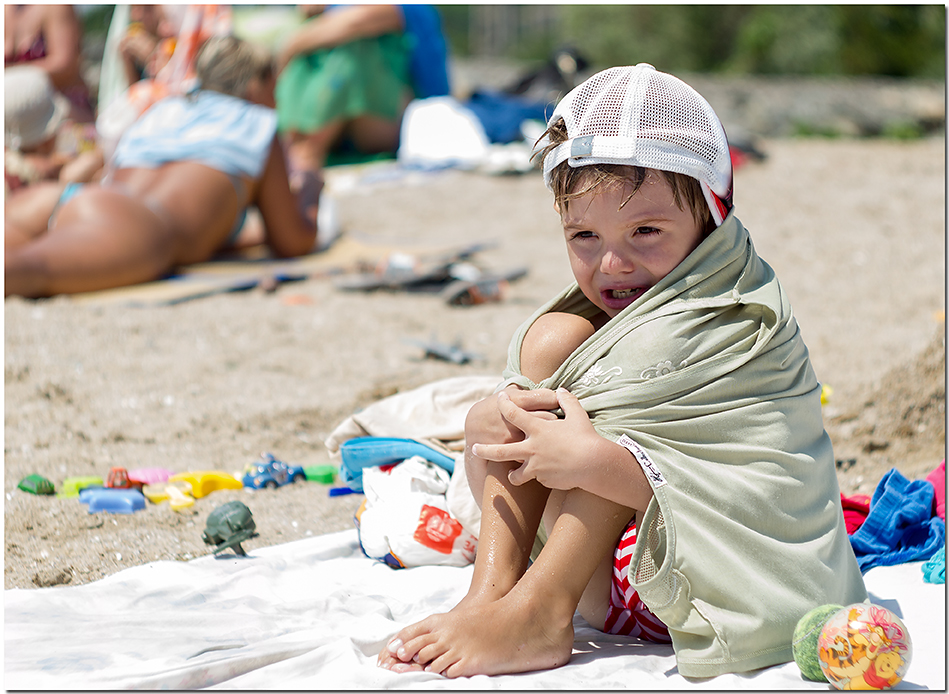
[817,603,912,690]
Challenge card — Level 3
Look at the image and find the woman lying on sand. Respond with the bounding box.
[5,35,321,298]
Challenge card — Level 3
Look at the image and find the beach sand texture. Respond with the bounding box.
[4,136,945,589]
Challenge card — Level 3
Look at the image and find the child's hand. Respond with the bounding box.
[465,387,559,450]
[472,388,599,491]
[503,387,561,413]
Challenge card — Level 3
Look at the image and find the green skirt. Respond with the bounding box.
[276,33,411,134]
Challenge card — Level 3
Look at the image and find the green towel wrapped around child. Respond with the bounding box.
[502,211,868,677]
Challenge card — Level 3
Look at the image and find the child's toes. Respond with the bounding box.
[378,651,424,673]
[377,652,399,670]
[414,641,449,667]
[398,631,440,663]
[386,617,438,659]
[390,660,426,674]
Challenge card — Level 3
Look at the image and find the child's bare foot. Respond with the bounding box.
[376,583,506,673]
[377,586,575,678]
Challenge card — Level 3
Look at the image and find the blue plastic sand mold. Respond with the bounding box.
[79,488,146,514]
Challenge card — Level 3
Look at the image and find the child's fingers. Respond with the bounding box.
[495,391,527,424]
[507,462,533,486]
[470,442,520,463]
[555,387,586,418]
[505,387,560,412]
[496,391,550,430]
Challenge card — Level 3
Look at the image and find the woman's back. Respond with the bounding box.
[108,90,278,261]
[109,162,252,264]
[111,91,277,181]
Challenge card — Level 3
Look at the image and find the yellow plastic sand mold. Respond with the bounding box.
[143,480,195,512]
[167,471,242,498]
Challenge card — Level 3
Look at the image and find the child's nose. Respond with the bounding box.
[600,248,635,274]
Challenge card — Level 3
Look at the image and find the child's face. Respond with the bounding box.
[559,169,704,319]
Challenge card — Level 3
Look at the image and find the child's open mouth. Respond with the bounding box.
[602,286,646,311]
[611,288,640,299]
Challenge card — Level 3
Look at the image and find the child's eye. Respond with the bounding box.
[570,230,596,240]
[636,226,662,236]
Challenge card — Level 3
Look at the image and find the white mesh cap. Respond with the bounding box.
[538,64,733,225]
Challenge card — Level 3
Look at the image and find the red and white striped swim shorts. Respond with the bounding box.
[602,520,672,642]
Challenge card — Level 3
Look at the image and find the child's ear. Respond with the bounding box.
[553,200,562,215]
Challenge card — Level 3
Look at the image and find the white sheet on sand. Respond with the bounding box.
[4,529,944,690]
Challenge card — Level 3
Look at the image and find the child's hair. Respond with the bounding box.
[195,35,273,99]
[535,117,715,236]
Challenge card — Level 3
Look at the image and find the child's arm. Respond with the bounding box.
[473,387,654,512]
[467,311,597,470]
[471,310,652,509]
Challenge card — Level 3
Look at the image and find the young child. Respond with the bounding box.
[377,64,868,679]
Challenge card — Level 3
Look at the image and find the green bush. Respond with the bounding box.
[441,5,946,79]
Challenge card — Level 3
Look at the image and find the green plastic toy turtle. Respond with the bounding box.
[202,501,258,556]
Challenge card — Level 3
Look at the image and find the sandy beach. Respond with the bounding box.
[4,135,945,590]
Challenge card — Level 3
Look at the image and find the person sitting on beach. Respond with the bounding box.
[116,4,182,86]
[5,35,321,299]
[4,64,104,193]
[377,64,867,678]
[275,4,450,173]
[95,5,234,162]
[4,4,95,124]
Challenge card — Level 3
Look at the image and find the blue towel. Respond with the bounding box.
[923,545,946,584]
[464,90,550,144]
[849,467,946,572]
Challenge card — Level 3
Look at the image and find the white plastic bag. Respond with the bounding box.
[397,96,489,170]
[355,456,477,568]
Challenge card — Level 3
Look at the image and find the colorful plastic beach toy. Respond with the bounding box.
[202,501,258,556]
[142,480,195,512]
[81,488,146,514]
[128,467,174,486]
[818,603,912,689]
[105,467,144,491]
[57,476,103,498]
[168,470,243,498]
[329,486,358,497]
[17,474,55,495]
[304,464,336,484]
[241,453,307,489]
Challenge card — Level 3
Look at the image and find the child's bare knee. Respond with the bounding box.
[521,312,596,382]
[464,395,495,440]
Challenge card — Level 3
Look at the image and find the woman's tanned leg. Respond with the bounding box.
[5,188,175,297]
